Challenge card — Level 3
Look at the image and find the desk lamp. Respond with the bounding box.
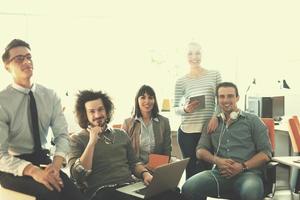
[244,78,256,111]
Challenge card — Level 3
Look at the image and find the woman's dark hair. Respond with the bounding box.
[2,39,31,63]
[133,85,159,118]
[75,90,114,129]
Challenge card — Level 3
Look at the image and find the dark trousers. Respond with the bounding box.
[177,128,210,180]
[0,152,85,200]
[0,170,85,200]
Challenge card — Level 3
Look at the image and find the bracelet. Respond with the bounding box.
[241,162,248,172]
[75,158,92,176]
[140,170,149,179]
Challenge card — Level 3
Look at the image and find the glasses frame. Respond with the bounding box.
[7,54,32,64]
[100,132,115,145]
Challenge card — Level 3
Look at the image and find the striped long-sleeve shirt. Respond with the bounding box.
[173,70,222,133]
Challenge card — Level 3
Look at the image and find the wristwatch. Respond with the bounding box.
[75,158,92,176]
[140,170,149,180]
[241,162,248,172]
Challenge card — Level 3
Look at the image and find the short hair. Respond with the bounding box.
[133,85,159,118]
[187,42,202,53]
[75,90,114,129]
[216,82,239,97]
[2,39,31,63]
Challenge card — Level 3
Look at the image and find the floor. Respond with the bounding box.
[207,190,297,200]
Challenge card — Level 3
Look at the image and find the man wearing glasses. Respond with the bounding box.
[0,39,84,200]
[68,90,155,200]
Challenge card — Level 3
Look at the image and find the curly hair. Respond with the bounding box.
[75,90,114,129]
[2,39,31,64]
[133,85,159,118]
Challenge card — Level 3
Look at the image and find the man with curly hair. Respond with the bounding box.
[68,90,154,200]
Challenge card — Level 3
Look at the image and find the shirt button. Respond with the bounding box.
[227,149,230,152]
[227,139,230,142]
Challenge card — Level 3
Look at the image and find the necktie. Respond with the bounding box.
[29,90,42,152]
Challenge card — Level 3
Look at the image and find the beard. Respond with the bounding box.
[93,117,106,127]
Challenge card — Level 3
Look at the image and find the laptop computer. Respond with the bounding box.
[117,158,189,199]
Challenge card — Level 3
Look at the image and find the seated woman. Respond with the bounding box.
[122,85,172,168]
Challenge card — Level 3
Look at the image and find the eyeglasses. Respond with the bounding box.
[100,132,115,144]
[7,54,32,64]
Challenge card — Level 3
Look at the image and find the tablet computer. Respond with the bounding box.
[189,95,205,109]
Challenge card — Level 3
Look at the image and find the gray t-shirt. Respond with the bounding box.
[68,128,138,197]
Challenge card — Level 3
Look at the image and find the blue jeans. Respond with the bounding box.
[182,169,264,200]
[177,128,210,180]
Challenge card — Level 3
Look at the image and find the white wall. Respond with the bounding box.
[1,0,299,132]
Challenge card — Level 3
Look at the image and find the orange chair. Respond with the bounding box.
[261,118,278,198]
[288,118,300,153]
[262,118,275,153]
[288,117,300,193]
[112,124,122,129]
[293,115,300,130]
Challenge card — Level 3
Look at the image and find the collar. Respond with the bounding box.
[85,125,112,134]
[11,82,36,94]
[135,116,159,123]
[106,125,113,132]
[239,110,246,118]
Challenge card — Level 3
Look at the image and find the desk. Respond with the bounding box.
[273,156,300,169]
[0,187,35,200]
[273,156,300,199]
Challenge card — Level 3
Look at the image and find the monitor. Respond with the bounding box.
[272,96,285,120]
[247,95,285,121]
[247,96,260,116]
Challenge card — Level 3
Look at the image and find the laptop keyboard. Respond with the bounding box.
[135,187,147,195]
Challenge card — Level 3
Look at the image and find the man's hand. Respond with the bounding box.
[87,126,102,145]
[44,163,64,189]
[23,164,63,192]
[142,172,153,186]
[215,158,243,178]
[215,157,235,178]
[207,116,218,133]
[226,162,243,178]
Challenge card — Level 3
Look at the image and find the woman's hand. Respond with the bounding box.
[207,116,218,133]
[184,100,200,113]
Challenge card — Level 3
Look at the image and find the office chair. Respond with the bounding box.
[261,118,278,198]
[208,118,277,199]
[288,117,300,193]
[112,124,122,129]
[288,118,300,153]
[293,115,300,130]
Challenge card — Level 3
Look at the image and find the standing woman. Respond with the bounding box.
[173,42,221,179]
[122,85,172,165]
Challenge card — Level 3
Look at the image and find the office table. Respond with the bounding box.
[273,156,300,199]
[273,156,300,169]
[0,187,35,200]
[275,123,292,156]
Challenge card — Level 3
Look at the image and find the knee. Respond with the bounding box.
[239,177,264,200]
[182,176,207,200]
[182,184,194,200]
[36,188,60,200]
